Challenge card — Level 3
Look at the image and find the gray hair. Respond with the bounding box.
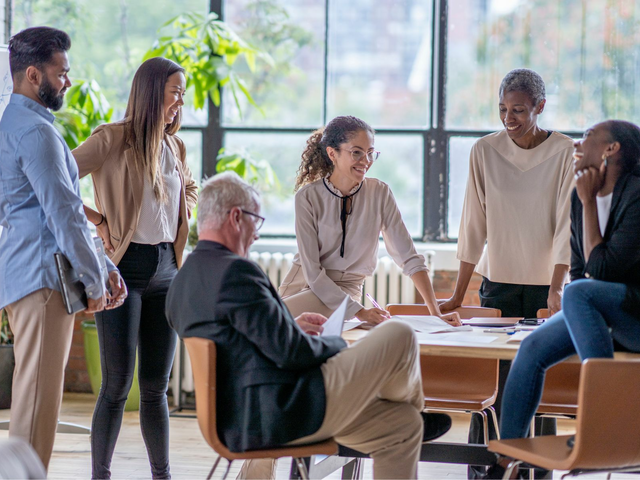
[197,171,261,233]
[499,68,546,106]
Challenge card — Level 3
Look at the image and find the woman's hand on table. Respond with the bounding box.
[438,311,462,327]
[295,312,327,336]
[355,307,391,325]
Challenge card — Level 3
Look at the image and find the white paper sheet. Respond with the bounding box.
[321,296,348,337]
[392,315,473,334]
[415,332,499,344]
[342,319,365,331]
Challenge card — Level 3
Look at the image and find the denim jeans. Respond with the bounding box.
[91,243,178,479]
[500,278,640,440]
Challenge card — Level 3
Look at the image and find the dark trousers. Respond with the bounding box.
[467,278,554,479]
[91,242,178,480]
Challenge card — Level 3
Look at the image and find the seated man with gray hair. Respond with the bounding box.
[165,172,451,480]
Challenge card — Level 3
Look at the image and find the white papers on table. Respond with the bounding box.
[342,319,365,331]
[392,315,473,334]
[506,331,531,343]
[321,296,348,337]
[415,332,499,344]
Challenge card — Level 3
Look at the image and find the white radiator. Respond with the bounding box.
[172,250,433,398]
[249,250,433,307]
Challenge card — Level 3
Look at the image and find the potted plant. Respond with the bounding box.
[0,308,14,409]
[144,11,273,116]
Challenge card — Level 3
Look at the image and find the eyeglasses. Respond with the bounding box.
[227,208,265,231]
[339,148,381,163]
[241,209,265,231]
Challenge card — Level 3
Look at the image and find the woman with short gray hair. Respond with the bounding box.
[439,68,575,476]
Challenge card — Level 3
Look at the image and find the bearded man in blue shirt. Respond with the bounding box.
[0,27,127,471]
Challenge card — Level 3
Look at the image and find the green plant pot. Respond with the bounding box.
[0,344,14,409]
[82,321,140,412]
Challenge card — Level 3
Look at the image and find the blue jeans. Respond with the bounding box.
[500,279,640,440]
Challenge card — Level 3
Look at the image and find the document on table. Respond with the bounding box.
[392,315,473,334]
[415,332,499,343]
[321,296,348,337]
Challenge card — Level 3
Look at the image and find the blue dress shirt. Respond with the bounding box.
[0,93,111,309]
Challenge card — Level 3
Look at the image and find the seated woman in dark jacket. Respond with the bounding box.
[490,119,640,477]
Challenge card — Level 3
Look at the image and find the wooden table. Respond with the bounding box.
[343,326,640,361]
[337,324,640,469]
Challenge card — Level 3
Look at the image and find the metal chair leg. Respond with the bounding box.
[294,457,310,480]
[488,406,500,440]
[504,459,523,480]
[341,458,363,480]
[207,457,221,480]
[221,459,233,480]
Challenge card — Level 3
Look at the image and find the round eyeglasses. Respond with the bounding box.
[342,148,381,163]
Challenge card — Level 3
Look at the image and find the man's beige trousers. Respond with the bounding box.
[5,288,75,470]
[239,320,424,480]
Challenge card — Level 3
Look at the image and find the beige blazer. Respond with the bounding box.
[72,122,198,267]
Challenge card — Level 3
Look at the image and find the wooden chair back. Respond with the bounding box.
[490,358,640,473]
[386,305,500,407]
[183,337,338,461]
[571,358,640,469]
[386,304,501,318]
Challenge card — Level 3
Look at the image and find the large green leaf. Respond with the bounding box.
[145,11,272,118]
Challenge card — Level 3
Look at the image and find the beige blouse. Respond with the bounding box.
[456,130,575,285]
[293,177,428,318]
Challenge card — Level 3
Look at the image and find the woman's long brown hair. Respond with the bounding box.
[123,57,185,202]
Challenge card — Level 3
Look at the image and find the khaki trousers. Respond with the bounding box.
[278,264,364,318]
[239,321,424,480]
[5,288,76,470]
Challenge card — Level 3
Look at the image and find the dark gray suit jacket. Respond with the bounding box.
[166,240,347,452]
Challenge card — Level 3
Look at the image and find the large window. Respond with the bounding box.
[222,0,431,237]
[10,0,640,240]
[220,0,640,240]
[11,0,209,196]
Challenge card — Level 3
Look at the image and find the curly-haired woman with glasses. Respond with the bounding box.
[278,115,460,326]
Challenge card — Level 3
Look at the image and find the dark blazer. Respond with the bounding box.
[166,240,347,452]
[570,165,640,317]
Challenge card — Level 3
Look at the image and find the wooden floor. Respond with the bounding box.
[0,393,631,479]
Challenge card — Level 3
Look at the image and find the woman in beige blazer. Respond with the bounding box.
[73,57,197,480]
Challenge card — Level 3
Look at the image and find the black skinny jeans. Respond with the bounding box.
[91,242,178,480]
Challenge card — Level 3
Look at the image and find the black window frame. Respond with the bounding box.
[4,0,585,241]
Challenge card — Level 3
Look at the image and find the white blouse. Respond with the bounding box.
[131,142,181,245]
[456,130,575,285]
[293,177,428,318]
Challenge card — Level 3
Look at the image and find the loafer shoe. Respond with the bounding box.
[421,412,452,443]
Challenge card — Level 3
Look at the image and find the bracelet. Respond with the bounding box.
[96,214,105,227]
